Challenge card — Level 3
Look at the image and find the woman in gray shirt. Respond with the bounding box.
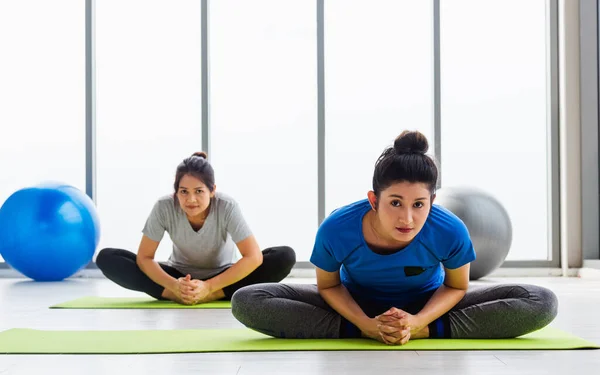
[96,152,296,305]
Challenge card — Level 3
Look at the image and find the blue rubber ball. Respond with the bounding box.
[0,183,101,281]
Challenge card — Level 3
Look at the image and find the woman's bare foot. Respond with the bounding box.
[197,289,226,304]
[161,287,226,305]
[161,288,186,304]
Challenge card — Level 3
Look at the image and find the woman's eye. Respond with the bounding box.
[196,190,203,194]
[414,202,424,208]
[391,200,401,207]
[180,190,187,194]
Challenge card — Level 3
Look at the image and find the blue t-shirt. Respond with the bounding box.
[310,199,476,307]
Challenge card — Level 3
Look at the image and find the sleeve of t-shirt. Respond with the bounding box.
[309,223,341,272]
[441,221,477,269]
[225,201,253,243]
[142,200,167,242]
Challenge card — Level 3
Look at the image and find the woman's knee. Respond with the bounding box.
[95,248,118,271]
[532,285,559,324]
[514,284,559,330]
[271,246,296,270]
[231,285,264,325]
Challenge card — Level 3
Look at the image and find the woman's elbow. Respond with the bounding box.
[255,251,264,266]
[136,255,152,268]
[450,284,469,295]
[247,251,263,268]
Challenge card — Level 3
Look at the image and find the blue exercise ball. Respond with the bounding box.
[0,183,101,281]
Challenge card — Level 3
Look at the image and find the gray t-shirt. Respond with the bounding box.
[142,192,253,279]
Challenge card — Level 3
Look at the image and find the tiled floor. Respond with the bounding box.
[0,275,599,375]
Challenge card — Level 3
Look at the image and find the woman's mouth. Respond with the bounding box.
[396,227,413,234]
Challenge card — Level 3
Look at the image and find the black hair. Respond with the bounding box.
[173,152,215,202]
[372,130,438,199]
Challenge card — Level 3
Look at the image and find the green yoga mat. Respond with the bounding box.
[0,327,597,354]
[50,296,231,309]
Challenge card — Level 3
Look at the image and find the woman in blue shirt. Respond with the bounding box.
[231,131,558,344]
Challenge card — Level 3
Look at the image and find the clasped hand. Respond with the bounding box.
[173,274,211,305]
[367,307,424,345]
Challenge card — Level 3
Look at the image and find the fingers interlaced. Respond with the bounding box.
[378,321,411,344]
[377,317,410,329]
[378,324,401,334]
[380,330,411,345]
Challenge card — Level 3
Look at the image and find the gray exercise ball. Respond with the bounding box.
[434,187,512,280]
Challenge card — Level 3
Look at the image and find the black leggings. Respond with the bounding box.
[95,246,296,300]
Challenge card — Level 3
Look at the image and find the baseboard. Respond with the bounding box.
[577,267,600,279]
[0,268,21,278]
[486,267,578,277]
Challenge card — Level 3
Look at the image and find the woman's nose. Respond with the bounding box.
[398,210,412,224]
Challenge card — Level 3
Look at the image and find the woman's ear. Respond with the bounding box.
[210,184,217,198]
[367,191,377,211]
[431,193,436,205]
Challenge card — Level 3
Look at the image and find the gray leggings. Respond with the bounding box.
[231,283,558,339]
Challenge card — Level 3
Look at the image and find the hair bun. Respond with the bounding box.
[192,151,208,159]
[393,130,429,155]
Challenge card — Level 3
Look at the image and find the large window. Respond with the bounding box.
[440,0,550,260]
[0,1,86,262]
[0,0,558,268]
[95,0,202,261]
[210,0,318,261]
[325,0,434,218]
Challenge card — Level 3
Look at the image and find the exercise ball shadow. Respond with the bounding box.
[0,183,101,281]
[435,187,512,280]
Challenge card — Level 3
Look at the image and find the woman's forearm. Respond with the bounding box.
[205,253,262,292]
[137,257,178,291]
[415,284,466,327]
[319,284,372,331]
